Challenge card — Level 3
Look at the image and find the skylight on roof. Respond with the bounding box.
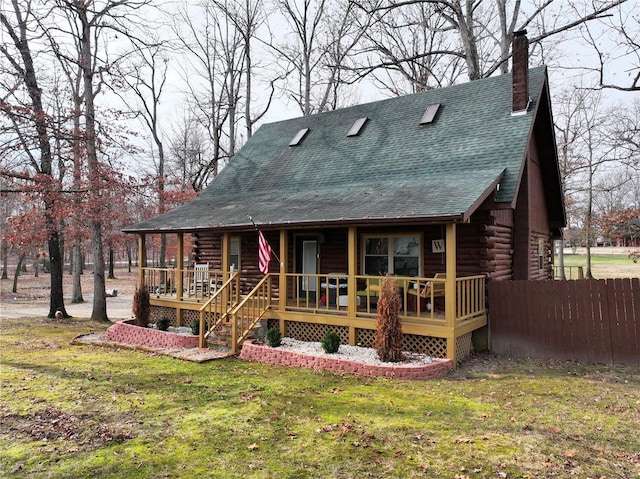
[347,117,368,137]
[289,128,309,146]
[420,103,441,125]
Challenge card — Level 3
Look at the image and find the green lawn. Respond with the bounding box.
[556,253,639,278]
[1,317,639,478]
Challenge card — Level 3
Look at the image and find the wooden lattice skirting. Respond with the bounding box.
[267,319,470,360]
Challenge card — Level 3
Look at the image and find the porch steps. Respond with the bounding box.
[208,320,259,351]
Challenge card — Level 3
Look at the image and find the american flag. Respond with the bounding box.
[258,231,272,274]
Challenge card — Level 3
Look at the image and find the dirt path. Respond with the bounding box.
[0,293,134,320]
[0,267,137,320]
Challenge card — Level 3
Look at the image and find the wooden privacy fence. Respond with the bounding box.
[488,278,640,365]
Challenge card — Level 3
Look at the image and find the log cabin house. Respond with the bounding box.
[124,32,565,363]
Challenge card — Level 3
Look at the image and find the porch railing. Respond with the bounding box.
[456,275,485,324]
[282,273,486,325]
[142,266,227,301]
[142,267,486,330]
[353,274,448,323]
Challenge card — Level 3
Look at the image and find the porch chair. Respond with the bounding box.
[356,277,380,309]
[191,263,210,295]
[408,273,446,311]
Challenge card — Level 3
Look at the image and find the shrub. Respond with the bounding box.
[374,276,405,363]
[132,285,150,328]
[321,331,340,354]
[190,318,200,335]
[266,327,282,347]
[156,316,171,331]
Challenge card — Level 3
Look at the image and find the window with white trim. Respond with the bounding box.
[363,235,420,276]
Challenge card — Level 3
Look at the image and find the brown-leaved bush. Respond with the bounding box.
[132,285,150,327]
[374,276,404,362]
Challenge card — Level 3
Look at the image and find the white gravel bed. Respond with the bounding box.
[150,324,195,335]
[277,337,434,365]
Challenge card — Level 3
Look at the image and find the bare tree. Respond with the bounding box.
[358,1,465,94]
[116,41,170,266]
[167,111,212,192]
[557,88,624,278]
[0,0,70,318]
[270,0,367,115]
[44,7,88,303]
[356,0,628,82]
[581,1,639,91]
[174,0,245,185]
[610,98,640,170]
[52,0,153,321]
[213,0,273,139]
[554,85,589,277]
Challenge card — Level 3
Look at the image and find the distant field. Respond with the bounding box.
[556,247,639,279]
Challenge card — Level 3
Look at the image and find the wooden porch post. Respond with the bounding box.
[176,233,184,326]
[445,223,457,363]
[176,233,184,301]
[278,229,288,335]
[222,233,230,311]
[347,226,357,345]
[222,233,230,279]
[137,233,146,288]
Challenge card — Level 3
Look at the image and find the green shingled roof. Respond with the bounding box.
[126,66,549,233]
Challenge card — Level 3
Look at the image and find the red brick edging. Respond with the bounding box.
[105,319,199,349]
[239,340,453,380]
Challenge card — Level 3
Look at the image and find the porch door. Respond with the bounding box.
[298,239,318,299]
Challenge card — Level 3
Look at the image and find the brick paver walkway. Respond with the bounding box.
[72,332,233,362]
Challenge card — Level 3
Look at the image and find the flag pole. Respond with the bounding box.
[248,215,281,263]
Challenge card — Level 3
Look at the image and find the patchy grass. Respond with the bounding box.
[1,317,639,478]
[558,252,639,278]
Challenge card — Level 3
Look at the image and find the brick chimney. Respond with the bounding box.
[511,30,530,114]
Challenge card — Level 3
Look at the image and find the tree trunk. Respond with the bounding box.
[108,247,115,279]
[78,3,108,321]
[89,222,108,321]
[3,2,68,318]
[1,239,8,279]
[456,3,481,81]
[12,252,26,294]
[584,165,595,280]
[48,233,69,317]
[556,239,566,280]
[71,240,84,303]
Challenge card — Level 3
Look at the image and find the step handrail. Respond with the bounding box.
[228,274,272,353]
[198,272,239,347]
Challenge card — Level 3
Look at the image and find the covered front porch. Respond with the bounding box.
[135,223,488,363]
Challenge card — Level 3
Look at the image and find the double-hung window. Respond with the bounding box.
[363,235,420,276]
